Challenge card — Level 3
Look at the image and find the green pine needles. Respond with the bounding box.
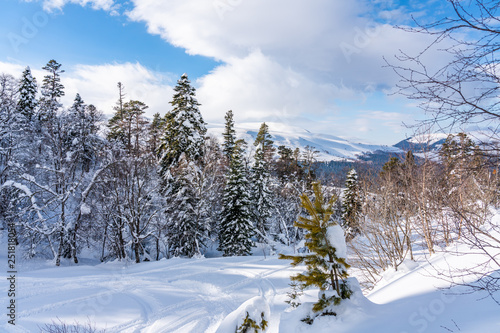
[235,311,268,333]
[280,181,352,321]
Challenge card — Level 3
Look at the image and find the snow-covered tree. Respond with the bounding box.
[280,182,352,322]
[218,139,254,256]
[17,66,37,122]
[222,110,236,162]
[67,94,102,172]
[101,97,165,263]
[341,169,362,241]
[251,122,275,240]
[165,156,206,258]
[158,74,209,257]
[158,73,207,173]
[0,74,20,223]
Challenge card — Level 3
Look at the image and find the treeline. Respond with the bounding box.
[0,60,339,265]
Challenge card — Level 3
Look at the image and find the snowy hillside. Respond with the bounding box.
[2,222,499,332]
[207,122,402,162]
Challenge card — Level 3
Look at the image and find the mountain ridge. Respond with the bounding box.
[207,122,403,162]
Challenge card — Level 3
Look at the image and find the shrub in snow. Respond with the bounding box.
[285,281,303,308]
[235,311,268,333]
[39,318,105,333]
[280,181,352,323]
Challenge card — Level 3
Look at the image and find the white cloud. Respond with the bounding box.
[196,50,351,125]
[123,0,445,144]
[24,0,117,13]
[125,0,439,87]
[12,0,451,144]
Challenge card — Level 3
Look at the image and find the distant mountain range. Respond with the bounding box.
[207,122,403,162]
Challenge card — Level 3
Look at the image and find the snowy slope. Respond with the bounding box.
[2,233,499,332]
[207,122,402,162]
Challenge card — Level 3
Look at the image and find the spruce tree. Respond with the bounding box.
[158,74,208,257]
[341,168,362,241]
[251,122,275,239]
[222,110,236,162]
[166,156,206,258]
[218,139,254,256]
[280,182,352,322]
[17,66,37,122]
[159,73,207,174]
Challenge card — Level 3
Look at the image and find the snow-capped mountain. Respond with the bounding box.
[207,122,402,162]
[394,133,449,153]
[394,131,499,153]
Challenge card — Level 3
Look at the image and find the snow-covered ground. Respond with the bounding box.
[1,236,499,332]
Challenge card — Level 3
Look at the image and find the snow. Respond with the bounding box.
[1,221,499,332]
[80,203,91,215]
[216,296,270,333]
[327,224,346,258]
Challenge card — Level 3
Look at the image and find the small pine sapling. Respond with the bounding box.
[285,281,303,309]
[280,181,352,323]
[235,311,268,333]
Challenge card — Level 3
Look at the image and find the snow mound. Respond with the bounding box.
[216,296,270,333]
[279,278,376,333]
[326,224,346,258]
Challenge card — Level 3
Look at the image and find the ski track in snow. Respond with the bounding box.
[119,260,289,332]
[9,256,297,333]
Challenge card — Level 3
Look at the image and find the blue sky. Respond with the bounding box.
[0,0,451,145]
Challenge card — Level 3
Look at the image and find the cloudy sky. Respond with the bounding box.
[0,0,452,144]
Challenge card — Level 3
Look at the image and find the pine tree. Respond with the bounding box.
[222,110,236,162]
[251,122,275,240]
[123,100,149,156]
[253,122,274,163]
[38,59,64,124]
[280,182,352,322]
[159,73,207,174]
[341,169,362,241]
[107,98,149,156]
[218,139,254,256]
[16,66,37,122]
